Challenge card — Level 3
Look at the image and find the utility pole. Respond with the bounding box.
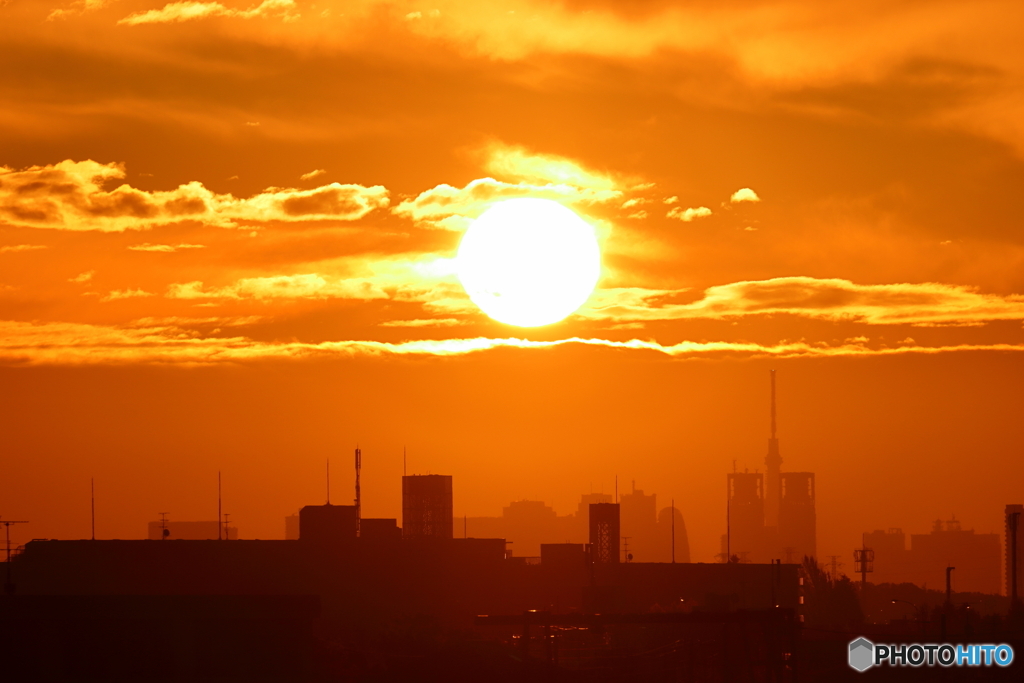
[1010,512,1020,610]
[622,536,631,562]
[671,498,675,564]
[854,546,874,587]
[825,555,843,585]
[2,518,28,595]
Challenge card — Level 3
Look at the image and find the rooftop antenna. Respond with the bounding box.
[326,458,331,505]
[671,498,676,564]
[158,512,170,540]
[615,476,618,503]
[1,517,29,595]
[355,446,362,537]
[223,513,231,540]
[218,471,223,541]
[770,368,777,440]
[91,478,96,541]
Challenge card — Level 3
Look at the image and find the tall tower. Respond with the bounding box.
[765,370,783,529]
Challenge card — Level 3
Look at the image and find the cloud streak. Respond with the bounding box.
[2,319,1022,366]
[393,177,620,229]
[0,161,388,232]
[118,0,297,26]
[579,277,1024,326]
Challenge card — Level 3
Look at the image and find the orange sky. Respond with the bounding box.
[2,0,1024,566]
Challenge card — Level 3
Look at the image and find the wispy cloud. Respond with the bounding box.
[167,274,390,301]
[578,277,1024,326]
[101,288,155,302]
[69,270,95,283]
[118,0,297,26]
[128,243,206,252]
[482,143,620,191]
[299,169,326,181]
[0,244,47,253]
[2,319,1022,366]
[0,160,388,232]
[394,177,620,230]
[667,206,712,221]
[379,318,466,328]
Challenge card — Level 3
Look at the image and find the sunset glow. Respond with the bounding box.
[2,1,1024,607]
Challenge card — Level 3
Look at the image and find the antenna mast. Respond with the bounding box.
[355,446,362,537]
[771,368,777,439]
[91,478,96,541]
[2,518,29,595]
[326,459,331,505]
[218,471,222,541]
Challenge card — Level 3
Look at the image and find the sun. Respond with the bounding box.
[456,198,601,327]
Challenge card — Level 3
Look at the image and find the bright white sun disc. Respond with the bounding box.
[456,198,601,327]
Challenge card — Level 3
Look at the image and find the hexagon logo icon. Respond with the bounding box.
[849,637,874,672]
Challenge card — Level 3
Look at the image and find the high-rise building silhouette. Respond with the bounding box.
[779,472,816,561]
[589,503,620,564]
[502,500,558,556]
[402,474,453,539]
[1005,504,1023,600]
[727,472,765,562]
[619,482,657,561]
[765,369,782,531]
[910,518,1000,594]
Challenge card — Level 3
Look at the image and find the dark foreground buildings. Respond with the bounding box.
[2,495,801,682]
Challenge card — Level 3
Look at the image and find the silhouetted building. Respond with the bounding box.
[402,474,453,539]
[620,482,657,561]
[728,472,766,562]
[147,521,237,541]
[862,528,909,584]
[910,518,1000,594]
[590,503,620,564]
[1007,504,1024,600]
[541,542,586,568]
[779,472,816,561]
[360,518,401,542]
[298,504,357,544]
[502,500,558,556]
[284,513,299,540]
